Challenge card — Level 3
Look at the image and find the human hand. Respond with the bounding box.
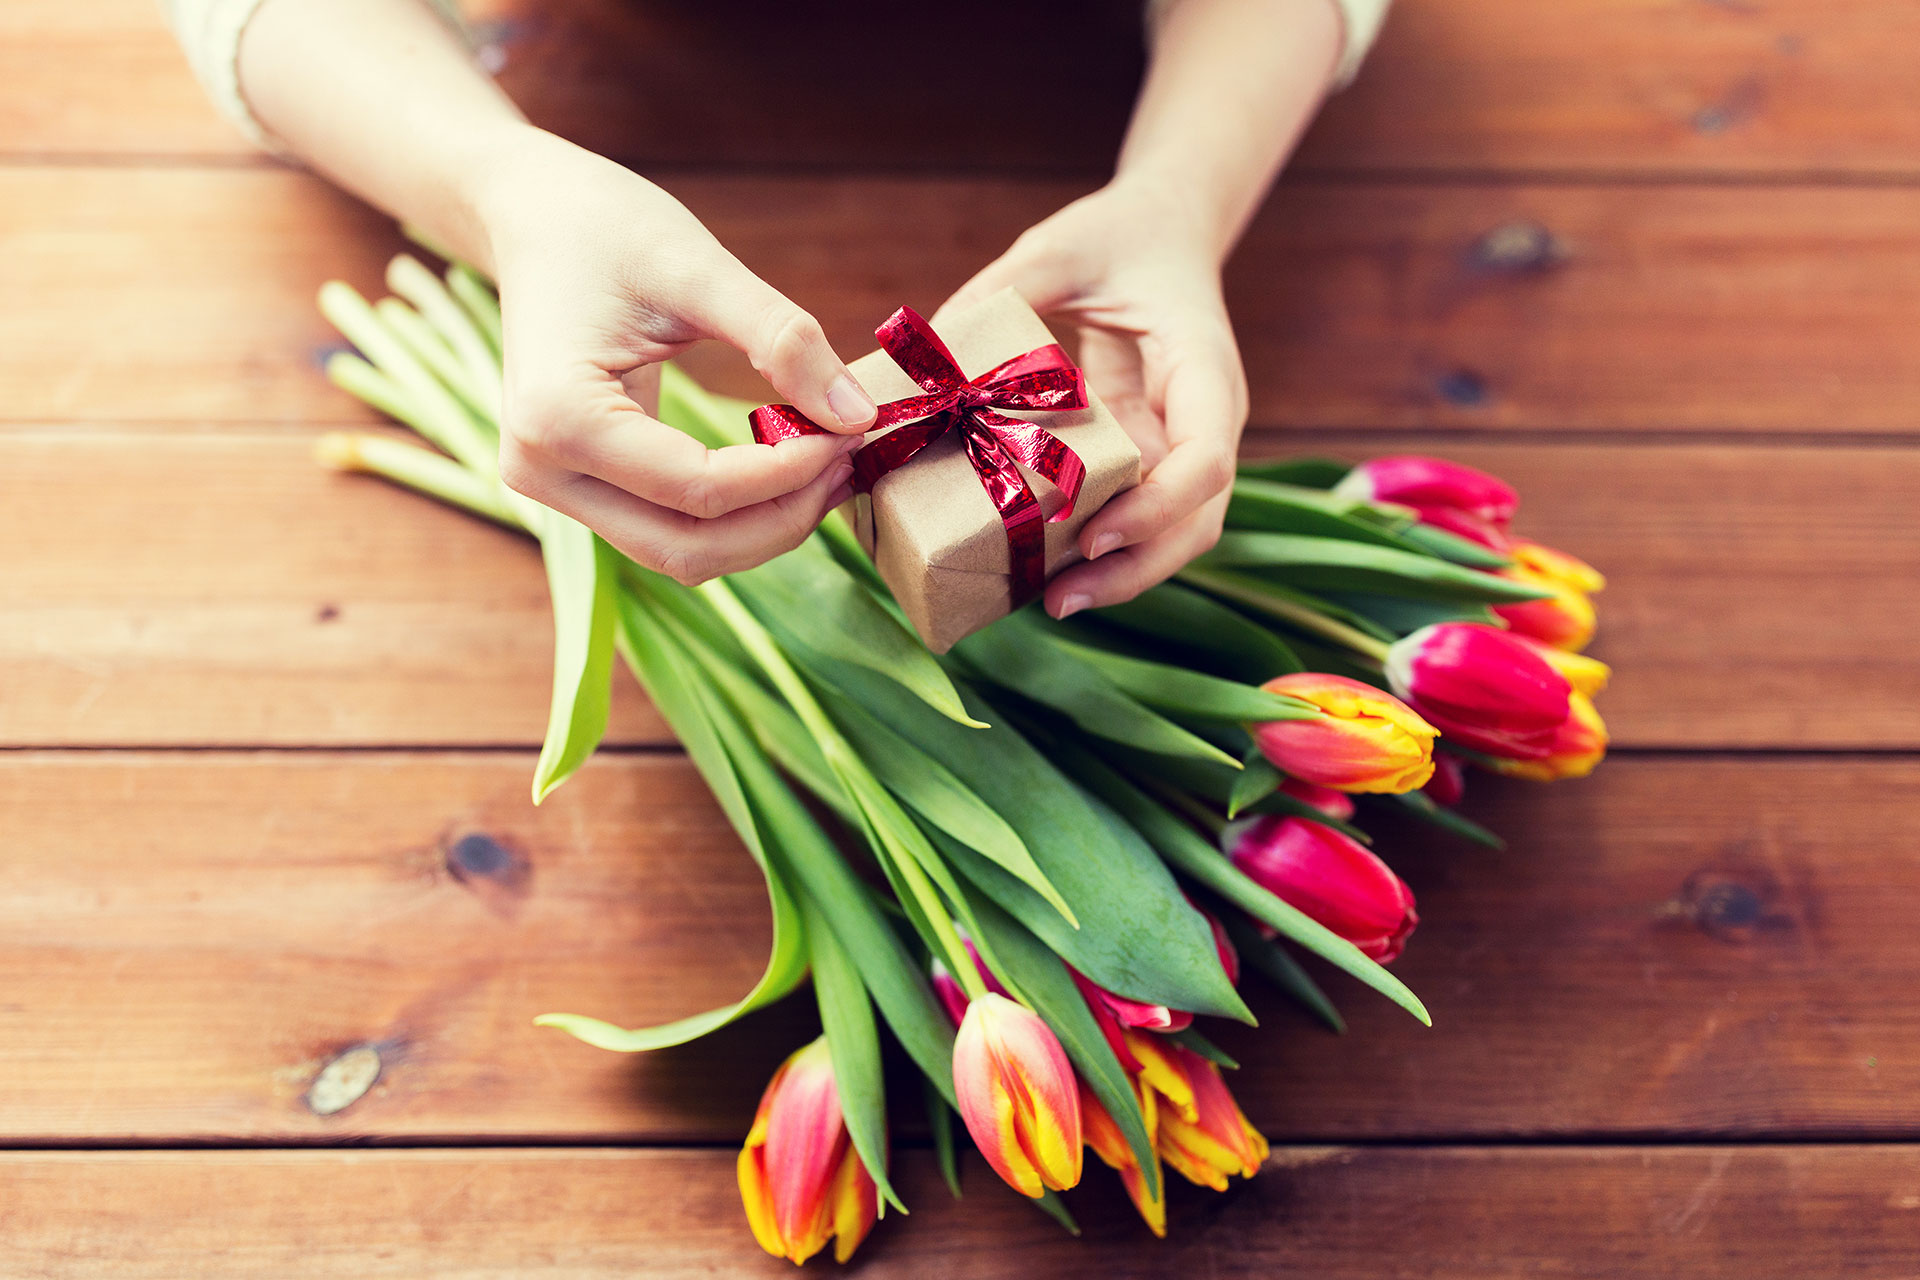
[475,129,878,584]
[937,180,1247,619]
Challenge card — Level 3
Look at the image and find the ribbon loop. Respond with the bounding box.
[748,305,1089,602]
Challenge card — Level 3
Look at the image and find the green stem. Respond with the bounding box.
[696,578,985,997]
[1143,773,1227,839]
[315,432,522,529]
[388,254,503,414]
[373,297,495,425]
[446,263,504,357]
[1182,567,1393,662]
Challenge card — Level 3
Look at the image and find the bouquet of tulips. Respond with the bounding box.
[312,249,1609,1263]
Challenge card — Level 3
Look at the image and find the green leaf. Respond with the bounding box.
[1198,533,1553,605]
[1234,457,1350,488]
[533,597,807,1049]
[1053,736,1430,1026]
[925,1078,963,1199]
[1320,591,1499,636]
[733,540,984,729]
[1375,790,1506,851]
[1167,1026,1240,1069]
[1219,912,1346,1034]
[815,680,1074,927]
[1396,521,1514,569]
[813,660,1251,1021]
[530,522,620,804]
[1227,750,1283,819]
[803,894,907,1213]
[1090,581,1304,683]
[1007,614,1318,725]
[964,894,1161,1204]
[1227,478,1438,553]
[1184,569,1398,645]
[955,615,1240,769]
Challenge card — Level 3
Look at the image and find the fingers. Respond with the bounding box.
[1073,339,1244,564]
[935,231,1084,327]
[696,271,876,435]
[1046,490,1230,619]
[524,448,857,586]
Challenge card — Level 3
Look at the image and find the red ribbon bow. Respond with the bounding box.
[750,306,1088,603]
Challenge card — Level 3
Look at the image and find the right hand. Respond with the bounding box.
[474,129,877,584]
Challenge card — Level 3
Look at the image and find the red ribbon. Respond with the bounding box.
[750,306,1088,603]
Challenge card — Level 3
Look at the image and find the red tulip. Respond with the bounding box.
[1385,623,1572,760]
[952,993,1083,1197]
[1279,777,1357,821]
[738,1038,879,1265]
[1516,634,1611,698]
[1423,754,1467,807]
[1227,815,1418,963]
[1253,673,1437,794]
[1334,455,1518,550]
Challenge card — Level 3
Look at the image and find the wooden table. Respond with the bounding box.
[5,2,1918,1274]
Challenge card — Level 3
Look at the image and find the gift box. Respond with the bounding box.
[755,289,1139,652]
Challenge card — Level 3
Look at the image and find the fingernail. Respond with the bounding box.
[828,374,876,429]
[836,434,864,455]
[1054,593,1091,621]
[1088,532,1121,560]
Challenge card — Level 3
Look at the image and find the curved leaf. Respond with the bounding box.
[804,894,906,1213]
[530,522,620,803]
[1089,581,1303,683]
[1198,533,1552,605]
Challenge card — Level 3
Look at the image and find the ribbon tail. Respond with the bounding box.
[975,411,1087,523]
[963,427,1048,605]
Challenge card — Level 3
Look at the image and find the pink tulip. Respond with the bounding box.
[1423,754,1467,807]
[1334,455,1519,550]
[1227,815,1418,963]
[1385,623,1572,760]
[1279,776,1357,821]
[952,993,1084,1197]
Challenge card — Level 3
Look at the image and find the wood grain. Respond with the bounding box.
[17,0,1920,180]
[5,431,1915,751]
[10,167,1920,433]
[4,1146,1918,1278]
[2,753,1915,1144]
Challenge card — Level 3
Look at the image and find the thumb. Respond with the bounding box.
[699,268,877,434]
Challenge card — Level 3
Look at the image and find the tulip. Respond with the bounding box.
[930,939,1007,1029]
[1423,753,1468,808]
[1072,965,1191,1035]
[1193,899,1242,987]
[1492,692,1609,781]
[1278,776,1357,821]
[738,1038,879,1266]
[1124,1028,1198,1126]
[1142,1040,1270,1192]
[1493,540,1605,651]
[952,992,1083,1197]
[1080,1077,1166,1237]
[1253,673,1438,794]
[1227,815,1418,962]
[1517,635,1611,698]
[1333,455,1518,550]
[1385,623,1572,760]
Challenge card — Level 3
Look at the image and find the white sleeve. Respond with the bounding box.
[159,0,468,151]
[1144,0,1393,89]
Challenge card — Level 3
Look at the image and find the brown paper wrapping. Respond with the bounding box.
[844,289,1140,653]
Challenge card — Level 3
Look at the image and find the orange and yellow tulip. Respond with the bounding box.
[1080,1076,1166,1237]
[952,992,1083,1198]
[1492,691,1609,781]
[1253,673,1438,794]
[738,1038,878,1266]
[1494,540,1606,651]
[1136,1038,1270,1192]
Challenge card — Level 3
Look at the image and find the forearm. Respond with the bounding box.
[1116,0,1343,261]
[237,0,533,272]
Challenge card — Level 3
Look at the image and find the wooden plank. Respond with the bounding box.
[9,167,1920,433]
[4,431,1915,751]
[16,0,1920,180]
[1,753,1915,1143]
[3,1146,1917,1278]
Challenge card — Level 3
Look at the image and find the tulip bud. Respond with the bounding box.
[1385,623,1572,760]
[1279,776,1357,821]
[1144,1041,1270,1192]
[1422,753,1468,808]
[1334,455,1519,550]
[1516,634,1611,698]
[1491,692,1609,781]
[1071,966,1191,1035]
[1254,673,1438,794]
[1080,1078,1166,1237]
[738,1038,879,1266]
[952,992,1084,1197]
[1493,540,1605,651]
[1227,815,1418,962]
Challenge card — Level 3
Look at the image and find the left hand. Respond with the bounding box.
[937,180,1247,619]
